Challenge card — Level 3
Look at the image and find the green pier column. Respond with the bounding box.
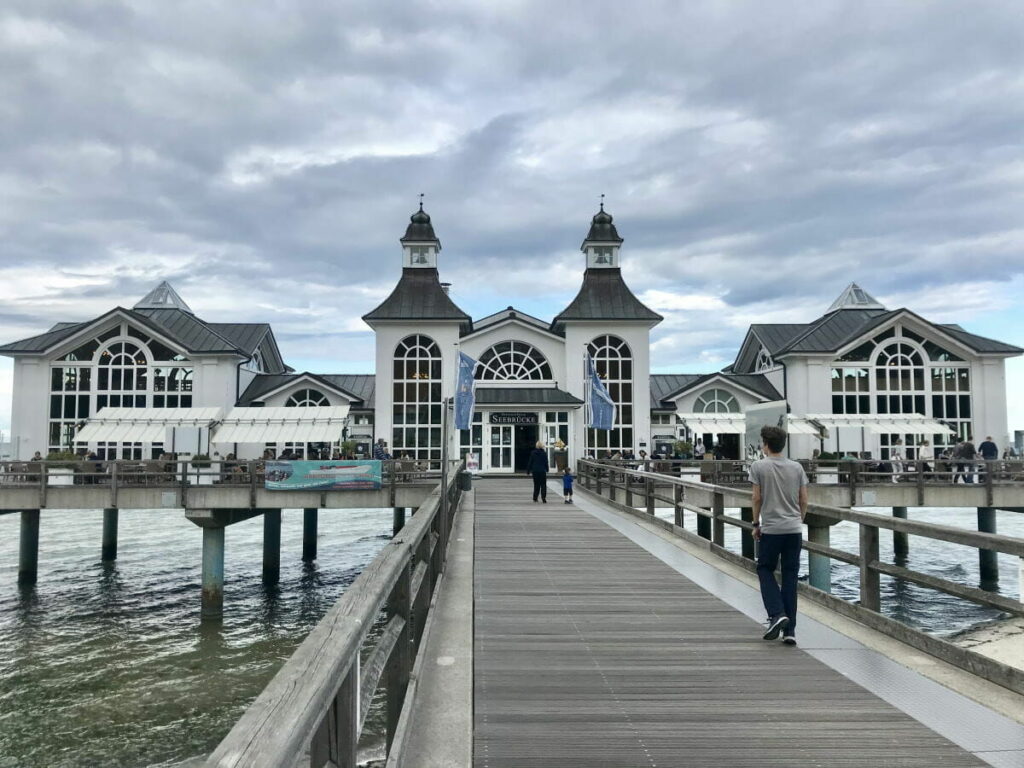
[978,507,998,584]
[807,523,831,593]
[263,509,281,584]
[302,508,318,562]
[201,526,225,620]
[740,507,754,560]
[892,507,909,557]
[393,507,406,535]
[102,508,119,562]
[18,510,41,585]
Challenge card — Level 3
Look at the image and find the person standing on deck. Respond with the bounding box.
[979,436,999,479]
[750,425,808,646]
[527,441,549,503]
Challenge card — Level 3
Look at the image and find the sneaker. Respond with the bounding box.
[782,635,797,646]
[762,615,789,640]
[564,499,570,504]
[542,498,547,503]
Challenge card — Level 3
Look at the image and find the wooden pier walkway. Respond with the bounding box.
[472,479,986,767]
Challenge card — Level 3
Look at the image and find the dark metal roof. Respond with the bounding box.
[778,309,892,354]
[749,324,812,355]
[473,307,557,336]
[723,373,783,401]
[581,207,623,246]
[650,374,702,406]
[131,308,242,353]
[475,388,584,406]
[48,321,82,332]
[938,325,1023,354]
[660,372,781,403]
[399,206,440,245]
[206,323,269,355]
[362,268,471,326]
[0,322,88,353]
[552,269,662,325]
[238,372,374,408]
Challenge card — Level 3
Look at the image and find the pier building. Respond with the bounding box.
[1,205,1020,465]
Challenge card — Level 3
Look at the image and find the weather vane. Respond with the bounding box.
[419,192,424,211]
[600,193,605,211]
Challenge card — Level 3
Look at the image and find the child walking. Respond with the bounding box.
[563,468,574,503]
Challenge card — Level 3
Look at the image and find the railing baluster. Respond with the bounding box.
[385,557,412,750]
[712,490,725,546]
[645,476,654,516]
[334,661,358,768]
[673,484,683,528]
[859,523,881,612]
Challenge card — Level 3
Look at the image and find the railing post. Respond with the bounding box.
[389,460,397,508]
[916,459,925,506]
[39,462,47,509]
[625,470,634,508]
[673,484,683,528]
[740,506,754,559]
[712,490,725,546]
[110,461,119,508]
[335,662,359,768]
[609,469,617,503]
[596,466,603,496]
[859,523,880,612]
[985,460,994,507]
[848,460,859,507]
[385,556,412,751]
[645,476,654,516]
[249,460,258,509]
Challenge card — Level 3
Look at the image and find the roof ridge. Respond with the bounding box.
[127,308,245,353]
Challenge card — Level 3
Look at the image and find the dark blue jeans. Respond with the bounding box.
[756,532,802,635]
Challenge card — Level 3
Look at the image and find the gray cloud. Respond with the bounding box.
[2,0,1024,394]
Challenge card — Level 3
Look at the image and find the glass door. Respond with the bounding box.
[488,425,513,472]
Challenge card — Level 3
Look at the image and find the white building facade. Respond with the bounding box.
[2,212,1020,465]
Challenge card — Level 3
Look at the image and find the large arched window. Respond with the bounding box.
[694,388,739,413]
[286,388,329,406]
[393,335,443,467]
[586,335,633,455]
[476,341,552,380]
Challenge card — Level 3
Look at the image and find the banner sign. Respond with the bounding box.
[265,460,382,490]
[586,353,616,430]
[455,351,478,431]
[489,412,538,425]
[465,452,480,473]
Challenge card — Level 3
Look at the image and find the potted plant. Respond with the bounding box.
[673,440,693,459]
[45,451,80,485]
[340,440,358,460]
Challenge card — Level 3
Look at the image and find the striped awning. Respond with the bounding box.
[785,417,823,435]
[676,413,746,434]
[212,406,351,444]
[74,407,222,443]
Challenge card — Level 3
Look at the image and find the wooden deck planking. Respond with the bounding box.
[473,479,984,767]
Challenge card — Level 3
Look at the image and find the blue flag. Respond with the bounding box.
[586,354,616,430]
[454,351,478,431]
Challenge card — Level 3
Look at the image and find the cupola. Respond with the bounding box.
[400,196,441,268]
[581,196,623,269]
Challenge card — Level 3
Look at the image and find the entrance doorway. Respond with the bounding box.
[514,425,539,472]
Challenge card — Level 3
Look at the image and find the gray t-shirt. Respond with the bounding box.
[749,456,808,534]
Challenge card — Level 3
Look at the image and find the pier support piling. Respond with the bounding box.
[101,508,119,562]
[807,523,831,593]
[977,507,999,584]
[18,510,40,585]
[740,507,754,560]
[393,507,406,535]
[263,509,281,584]
[201,526,225,619]
[892,507,909,557]
[302,508,318,562]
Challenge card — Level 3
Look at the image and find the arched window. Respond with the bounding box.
[476,341,552,380]
[286,388,329,406]
[393,335,443,467]
[874,340,927,459]
[97,341,149,411]
[586,335,633,455]
[756,347,774,372]
[694,388,739,413]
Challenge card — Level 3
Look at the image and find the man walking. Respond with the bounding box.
[979,436,999,480]
[750,425,808,646]
[527,440,549,503]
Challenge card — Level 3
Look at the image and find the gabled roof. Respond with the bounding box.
[0,321,91,354]
[749,324,812,355]
[467,306,564,340]
[322,374,376,409]
[663,372,782,403]
[650,374,703,407]
[777,309,893,354]
[206,323,269,355]
[131,308,246,353]
[475,387,583,406]
[134,281,194,314]
[238,372,372,408]
[827,282,886,312]
[937,324,1023,355]
[552,269,662,326]
[362,269,471,328]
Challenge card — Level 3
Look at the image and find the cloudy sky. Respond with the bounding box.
[2,1,1024,436]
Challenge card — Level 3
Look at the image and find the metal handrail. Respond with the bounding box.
[205,460,464,768]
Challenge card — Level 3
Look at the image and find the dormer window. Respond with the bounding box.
[586,244,619,268]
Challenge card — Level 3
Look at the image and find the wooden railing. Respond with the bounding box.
[577,459,1024,626]
[203,462,464,768]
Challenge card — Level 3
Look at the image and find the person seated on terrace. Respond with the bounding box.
[31,451,42,462]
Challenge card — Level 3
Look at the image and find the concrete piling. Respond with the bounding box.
[263,509,281,584]
[302,508,318,562]
[892,507,909,557]
[18,510,40,585]
[102,508,119,562]
[977,507,998,584]
[201,526,225,619]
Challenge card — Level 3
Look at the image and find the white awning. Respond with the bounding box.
[785,417,823,436]
[212,406,351,444]
[676,413,746,434]
[74,407,222,443]
[804,414,955,435]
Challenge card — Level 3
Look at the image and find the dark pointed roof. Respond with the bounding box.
[362,268,471,327]
[552,269,662,326]
[400,204,441,246]
[580,204,623,247]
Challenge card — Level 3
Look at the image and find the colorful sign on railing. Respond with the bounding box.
[264,460,382,491]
